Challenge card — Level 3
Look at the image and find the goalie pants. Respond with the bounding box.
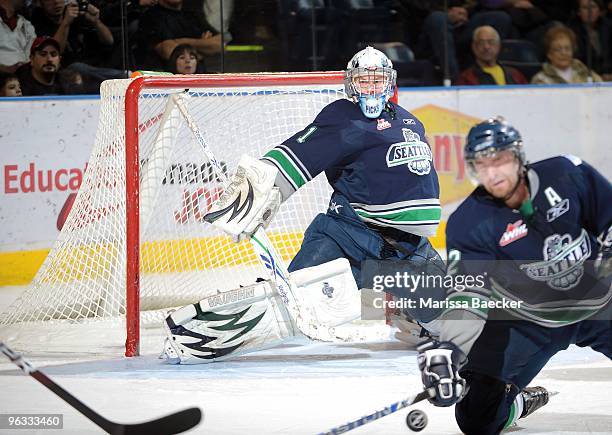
[288,192,444,322]
[455,315,612,435]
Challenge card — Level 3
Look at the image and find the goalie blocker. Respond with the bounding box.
[163,258,361,364]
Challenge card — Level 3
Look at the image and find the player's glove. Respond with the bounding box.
[204,155,281,242]
[417,339,467,407]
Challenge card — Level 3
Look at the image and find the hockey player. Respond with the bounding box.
[417,117,612,434]
[162,47,444,363]
[206,45,442,289]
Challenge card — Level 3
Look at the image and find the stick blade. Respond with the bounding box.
[121,407,202,435]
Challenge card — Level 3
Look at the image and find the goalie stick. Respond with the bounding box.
[318,388,435,435]
[0,342,202,434]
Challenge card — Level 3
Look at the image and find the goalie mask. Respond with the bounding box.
[344,46,397,119]
[464,116,526,183]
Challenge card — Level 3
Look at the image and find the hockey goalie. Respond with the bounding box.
[162,47,445,364]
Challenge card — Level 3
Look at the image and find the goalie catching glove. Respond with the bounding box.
[417,339,467,407]
[204,155,281,242]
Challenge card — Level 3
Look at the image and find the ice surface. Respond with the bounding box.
[1,286,610,435]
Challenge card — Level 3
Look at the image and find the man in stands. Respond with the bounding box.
[457,25,528,85]
[17,36,64,95]
[31,0,123,84]
[415,1,513,82]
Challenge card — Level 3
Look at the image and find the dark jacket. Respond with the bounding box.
[456,62,528,85]
[568,16,612,75]
[16,64,64,96]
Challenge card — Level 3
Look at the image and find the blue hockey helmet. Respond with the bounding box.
[465,116,525,169]
[344,46,397,119]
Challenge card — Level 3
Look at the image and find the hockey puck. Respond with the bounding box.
[406,409,428,432]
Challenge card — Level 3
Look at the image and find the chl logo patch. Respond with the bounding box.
[377,118,392,130]
[520,229,591,291]
[386,128,433,175]
[499,219,528,247]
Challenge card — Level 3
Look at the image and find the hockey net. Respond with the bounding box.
[0,73,393,357]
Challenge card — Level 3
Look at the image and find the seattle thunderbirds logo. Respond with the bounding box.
[520,229,591,291]
[386,128,433,175]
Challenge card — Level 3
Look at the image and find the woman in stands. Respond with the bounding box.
[531,25,603,83]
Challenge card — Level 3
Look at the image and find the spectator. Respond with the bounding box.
[16,36,65,95]
[416,0,513,81]
[568,0,612,80]
[98,0,154,28]
[0,72,22,95]
[0,0,36,74]
[167,43,198,74]
[137,0,222,72]
[480,0,549,36]
[57,67,89,94]
[457,25,528,84]
[531,24,603,83]
[30,0,124,83]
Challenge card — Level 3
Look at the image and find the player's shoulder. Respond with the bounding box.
[529,154,585,173]
[394,104,424,127]
[316,99,359,124]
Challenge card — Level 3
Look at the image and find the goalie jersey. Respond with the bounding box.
[262,99,440,237]
[445,155,612,327]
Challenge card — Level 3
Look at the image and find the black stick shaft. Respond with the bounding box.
[0,342,202,435]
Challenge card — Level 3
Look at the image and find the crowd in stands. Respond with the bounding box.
[1,0,611,96]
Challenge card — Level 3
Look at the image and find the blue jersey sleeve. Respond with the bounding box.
[261,100,365,194]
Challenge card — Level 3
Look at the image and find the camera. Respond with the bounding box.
[77,0,89,13]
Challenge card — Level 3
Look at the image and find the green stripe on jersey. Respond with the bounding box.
[355,206,441,223]
[263,149,308,189]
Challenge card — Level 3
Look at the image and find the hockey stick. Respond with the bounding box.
[318,388,435,435]
[0,342,202,434]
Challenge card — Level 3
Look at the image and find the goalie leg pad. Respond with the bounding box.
[204,155,281,241]
[290,258,361,328]
[163,280,295,364]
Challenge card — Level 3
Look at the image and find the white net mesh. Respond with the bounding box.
[0,75,349,355]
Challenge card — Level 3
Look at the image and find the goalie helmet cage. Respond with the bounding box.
[0,72,397,357]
